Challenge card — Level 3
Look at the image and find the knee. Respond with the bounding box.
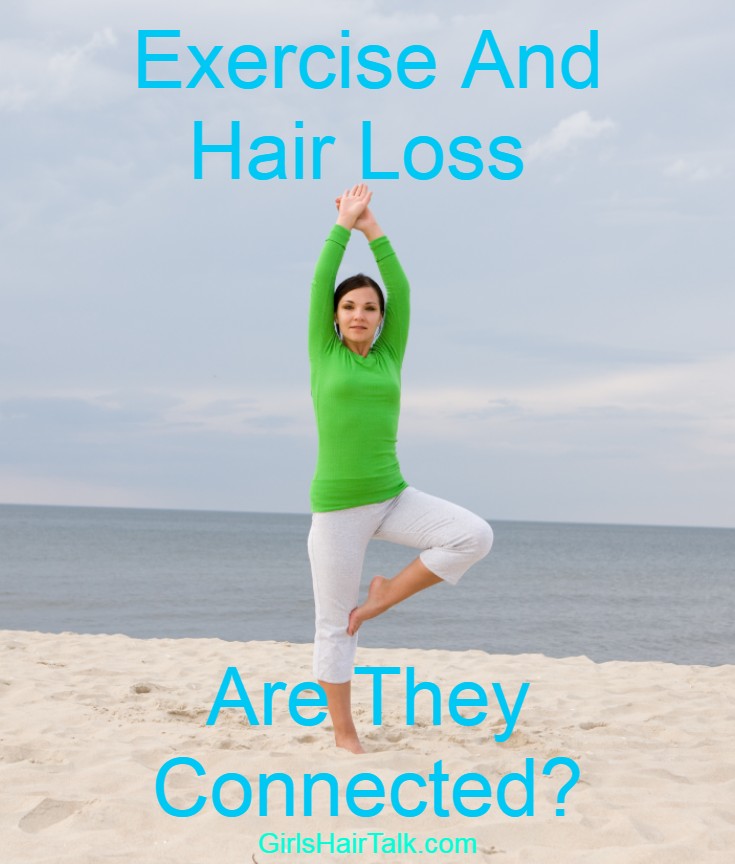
[473,519,494,561]
[449,517,493,567]
[314,610,352,640]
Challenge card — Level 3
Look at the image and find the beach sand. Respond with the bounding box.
[1,630,733,863]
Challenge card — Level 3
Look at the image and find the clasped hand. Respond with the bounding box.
[335,183,377,234]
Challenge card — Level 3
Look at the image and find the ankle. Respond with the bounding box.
[334,729,364,754]
[333,720,358,739]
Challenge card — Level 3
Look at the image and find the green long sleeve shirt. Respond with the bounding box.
[308,224,410,512]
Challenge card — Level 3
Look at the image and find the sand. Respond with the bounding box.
[1,629,734,863]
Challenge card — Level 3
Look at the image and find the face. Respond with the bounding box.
[335,286,383,354]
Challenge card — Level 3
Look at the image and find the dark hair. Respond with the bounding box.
[334,274,384,315]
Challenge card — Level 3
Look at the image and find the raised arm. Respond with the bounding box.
[369,231,410,364]
[308,224,350,362]
[308,185,372,363]
[348,203,410,364]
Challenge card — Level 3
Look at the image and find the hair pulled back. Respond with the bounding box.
[334,274,385,315]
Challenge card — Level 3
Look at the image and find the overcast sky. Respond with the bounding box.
[1,0,733,527]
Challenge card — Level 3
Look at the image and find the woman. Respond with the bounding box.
[308,183,493,753]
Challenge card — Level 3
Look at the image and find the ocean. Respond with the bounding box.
[1,504,732,665]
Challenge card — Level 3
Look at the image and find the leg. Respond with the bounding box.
[348,487,493,633]
[318,680,363,754]
[308,503,387,751]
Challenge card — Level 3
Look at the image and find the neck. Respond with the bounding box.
[343,338,370,357]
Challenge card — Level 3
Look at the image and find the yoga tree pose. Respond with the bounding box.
[308,183,493,753]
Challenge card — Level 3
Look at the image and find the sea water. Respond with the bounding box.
[1,504,732,665]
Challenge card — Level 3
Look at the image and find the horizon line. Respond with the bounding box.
[1,500,733,533]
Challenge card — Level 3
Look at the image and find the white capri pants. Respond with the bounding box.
[308,486,494,683]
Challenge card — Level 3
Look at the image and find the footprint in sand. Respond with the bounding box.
[216,738,251,751]
[166,706,207,720]
[133,683,152,694]
[579,720,607,730]
[19,798,87,833]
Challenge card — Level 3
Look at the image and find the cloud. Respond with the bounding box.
[0,390,312,445]
[526,110,615,161]
[48,27,117,76]
[399,352,735,459]
[663,156,723,182]
[0,28,120,113]
[0,82,31,111]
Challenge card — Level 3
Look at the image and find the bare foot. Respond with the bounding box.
[347,575,390,636]
[335,732,365,754]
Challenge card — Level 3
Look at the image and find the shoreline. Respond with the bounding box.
[3,627,732,669]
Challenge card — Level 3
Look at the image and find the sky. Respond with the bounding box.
[1,0,734,527]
